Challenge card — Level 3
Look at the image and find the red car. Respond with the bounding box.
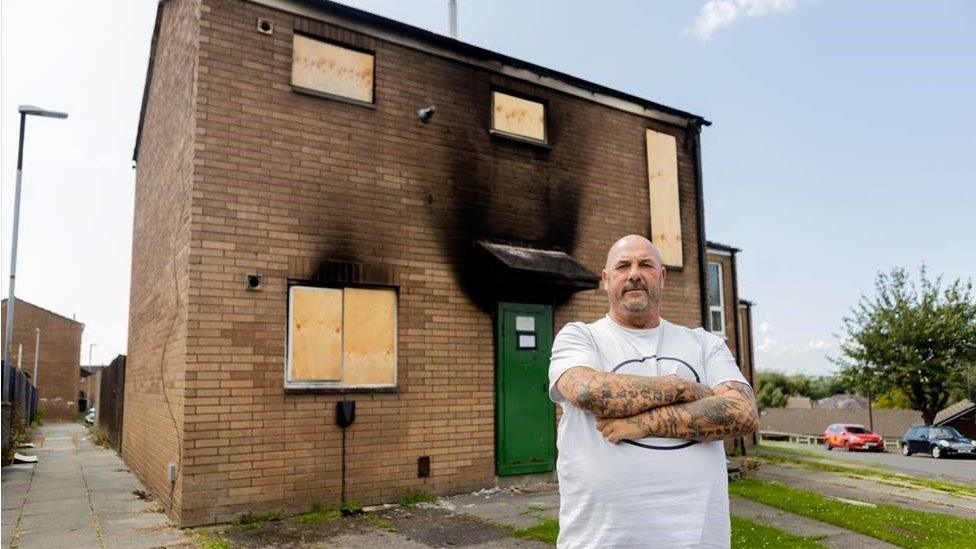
[823,423,885,452]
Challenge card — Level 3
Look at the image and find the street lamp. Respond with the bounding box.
[3,105,68,367]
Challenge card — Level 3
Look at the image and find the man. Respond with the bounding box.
[548,235,758,548]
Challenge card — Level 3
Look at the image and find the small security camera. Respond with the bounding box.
[245,274,263,291]
[417,106,436,124]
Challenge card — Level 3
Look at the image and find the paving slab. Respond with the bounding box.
[0,422,190,549]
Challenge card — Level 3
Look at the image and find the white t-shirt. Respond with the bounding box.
[548,316,748,549]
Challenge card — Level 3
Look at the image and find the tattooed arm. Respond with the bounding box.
[595,381,759,442]
[555,366,714,418]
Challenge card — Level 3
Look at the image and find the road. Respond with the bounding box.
[763,442,976,485]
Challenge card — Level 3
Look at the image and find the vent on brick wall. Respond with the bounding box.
[418,456,430,478]
[257,18,274,35]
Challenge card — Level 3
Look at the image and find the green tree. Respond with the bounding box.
[755,371,789,409]
[835,266,976,424]
[872,387,914,410]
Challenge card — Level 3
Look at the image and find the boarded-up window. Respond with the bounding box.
[287,285,396,389]
[291,34,374,104]
[646,129,683,267]
[491,91,546,143]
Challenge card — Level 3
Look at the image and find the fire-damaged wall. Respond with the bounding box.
[129,0,708,526]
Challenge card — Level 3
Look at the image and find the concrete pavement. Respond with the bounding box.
[1,423,190,549]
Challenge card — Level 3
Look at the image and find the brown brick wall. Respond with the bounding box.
[2,299,83,420]
[131,0,706,525]
[122,0,200,524]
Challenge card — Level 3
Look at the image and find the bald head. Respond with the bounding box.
[601,234,666,328]
[605,235,661,271]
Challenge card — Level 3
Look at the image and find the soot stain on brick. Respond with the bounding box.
[436,131,589,311]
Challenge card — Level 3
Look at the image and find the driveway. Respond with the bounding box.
[765,442,976,484]
[1,423,190,549]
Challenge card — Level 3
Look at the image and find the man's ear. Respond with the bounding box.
[600,269,609,290]
[660,266,667,286]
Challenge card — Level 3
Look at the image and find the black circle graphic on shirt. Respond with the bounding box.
[610,356,701,450]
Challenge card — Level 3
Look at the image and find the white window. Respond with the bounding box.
[491,91,547,144]
[706,262,726,337]
[286,285,396,390]
[291,34,375,105]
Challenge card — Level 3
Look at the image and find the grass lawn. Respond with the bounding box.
[756,444,976,498]
[731,516,825,548]
[511,516,828,547]
[729,478,976,548]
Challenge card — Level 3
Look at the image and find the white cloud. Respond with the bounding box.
[754,321,838,375]
[684,0,796,40]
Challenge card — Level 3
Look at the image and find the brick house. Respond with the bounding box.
[705,242,756,449]
[1,298,84,421]
[126,0,753,525]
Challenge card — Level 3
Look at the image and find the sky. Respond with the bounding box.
[2,0,974,374]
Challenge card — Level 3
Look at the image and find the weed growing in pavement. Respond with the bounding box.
[510,518,559,545]
[31,408,43,427]
[195,531,230,549]
[231,511,283,531]
[729,477,976,548]
[364,513,396,531]
[293,503,341,524]
[398,491,438,506]
[88,426,112,449]
[339,500,364,516]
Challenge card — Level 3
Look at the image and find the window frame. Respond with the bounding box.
[290,32,378,109]
[284,282,398,393]
[489,88,551,148]
[706,261,726,338]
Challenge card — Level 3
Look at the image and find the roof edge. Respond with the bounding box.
[132,0,171,164]
[1,298,85,327]
[262,0,710,125]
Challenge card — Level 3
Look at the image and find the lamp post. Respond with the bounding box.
[3,105,68,367]
[88,343,97,370]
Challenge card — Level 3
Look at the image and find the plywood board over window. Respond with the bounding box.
[286,285,396,390]
[646,129,683,267]
[492,91,546,142]
[342,288,396,385]
[289,287,343,381]
[292,34,374,104]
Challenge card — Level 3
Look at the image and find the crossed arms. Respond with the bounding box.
[555,367,759,442]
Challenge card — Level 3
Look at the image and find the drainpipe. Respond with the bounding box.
[689,120,709,329]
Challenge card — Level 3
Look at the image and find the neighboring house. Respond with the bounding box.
[816,394,868,410]
[705,242,756,450]
[127,0,753,526]
[934,399,976,438]
[79,365,104,413]
[1,298,84,421]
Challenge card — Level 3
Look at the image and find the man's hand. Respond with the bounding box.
[595,381,759,443]
[556,366,713,417]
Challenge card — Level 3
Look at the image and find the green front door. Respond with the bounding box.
[496,302,555,476]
